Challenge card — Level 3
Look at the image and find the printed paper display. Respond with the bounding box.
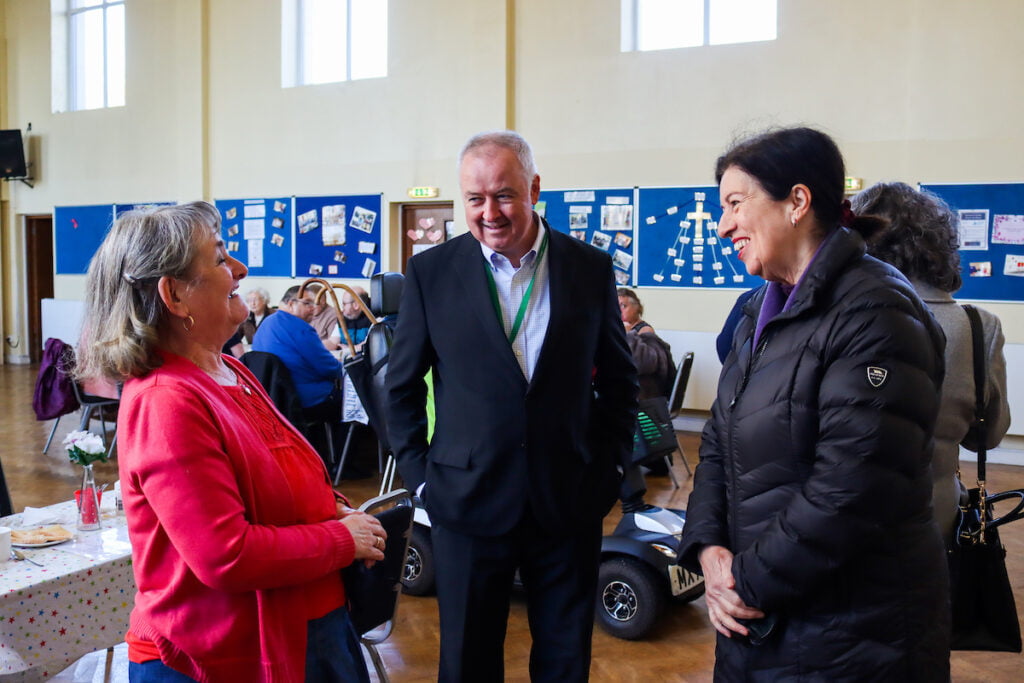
[322,205,346,246]
[992,214,1024,245]
[298,209,319,234]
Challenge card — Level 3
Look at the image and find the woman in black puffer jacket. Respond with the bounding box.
[677,127,950,681]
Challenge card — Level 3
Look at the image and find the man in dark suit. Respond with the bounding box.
[387,130,638,681]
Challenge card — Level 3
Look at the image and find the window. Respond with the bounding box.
[621,0,776,52]
[282,0,388,87]
[51,0,125,112]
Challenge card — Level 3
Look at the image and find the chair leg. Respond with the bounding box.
[43,416,61,454]
[332,425,356,487]
[665,454,681,489]
[361,641,389,683]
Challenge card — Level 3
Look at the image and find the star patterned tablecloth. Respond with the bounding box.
[0,502,134,681]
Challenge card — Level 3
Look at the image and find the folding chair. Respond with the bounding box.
[240,351,336,468]
[70,380,120,458]
[342,489,414,683]
[666,351,695,482]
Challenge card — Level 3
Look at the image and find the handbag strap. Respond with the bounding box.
[963,305,987,480]
[963,304,990,536]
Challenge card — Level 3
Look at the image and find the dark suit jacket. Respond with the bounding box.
[387,222,638,537]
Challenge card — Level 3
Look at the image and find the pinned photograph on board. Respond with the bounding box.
[993,214,1024,245]
[333,250,347,263]
[308,263,323,276]
[614,270,630,286]
[361,258,377,278]
[614,232,632,249]
[226,225,239,237]
[226,207,237,220]
[1005,254,1024,276]
[590,231,612,251]
[569,212,588,230]
[601,204,633,231]
[272,217,284,229]
[227,241,240,252]
[270,233,285,247]
[358,241,376,254]
[327,265,338,275]
[298,209,319,234]
[322,204,347,246]
[612,250,633,271]
[570,230,587,241]
[969,261,992,277]
[350,206,377,234]
[273,200,287,214]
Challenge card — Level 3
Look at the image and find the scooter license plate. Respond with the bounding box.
[668,564,701,596]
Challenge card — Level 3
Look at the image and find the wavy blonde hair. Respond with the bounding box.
[75,202,221,382]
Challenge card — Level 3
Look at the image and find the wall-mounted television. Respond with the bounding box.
[0,130,28,179]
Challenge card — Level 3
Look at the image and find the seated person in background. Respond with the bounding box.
[618,287,673,400]
[306,282,341,350]
[853,181,1011,542]
[329,287,373,355]
[252,286,343,426]
[240,287,276,344]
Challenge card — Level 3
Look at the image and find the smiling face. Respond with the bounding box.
[180,229,249,346]
[717,166,806,284]
[459,143,541,268]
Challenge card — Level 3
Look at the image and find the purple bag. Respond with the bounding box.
[32,338,80,421]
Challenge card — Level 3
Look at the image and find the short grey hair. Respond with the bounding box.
[245,287,270,304]
[458,130,538,184]
[75,201,221,381]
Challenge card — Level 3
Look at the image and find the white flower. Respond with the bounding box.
[63,430,105,454]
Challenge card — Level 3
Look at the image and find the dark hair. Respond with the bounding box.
[616,287,643,316]
[715,126,885,239]
[281,285,303,304]
[852,182,963,292]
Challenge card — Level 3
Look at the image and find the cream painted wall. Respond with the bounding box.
[1,0,1022,357]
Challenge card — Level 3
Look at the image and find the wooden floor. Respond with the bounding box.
[2,362,1022,681]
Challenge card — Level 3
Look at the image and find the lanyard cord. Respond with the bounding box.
[483,230,549,344]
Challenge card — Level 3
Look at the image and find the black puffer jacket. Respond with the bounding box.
[678,228,950,681]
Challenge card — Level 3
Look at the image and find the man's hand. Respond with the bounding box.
[698,545,765,638]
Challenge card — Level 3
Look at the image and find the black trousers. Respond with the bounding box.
[431,508,603,682]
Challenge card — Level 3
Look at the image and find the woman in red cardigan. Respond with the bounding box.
[76,202,385,682]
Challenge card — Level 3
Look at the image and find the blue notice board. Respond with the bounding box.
[920,183,1024,302]
[114,202,176,216]
[537,188,637,286]
[635,186,763,290]
[54,204,115,274]
[215,197,293,277]
[294,194,383,279]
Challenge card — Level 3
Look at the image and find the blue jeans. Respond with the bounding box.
[128,607,369,682]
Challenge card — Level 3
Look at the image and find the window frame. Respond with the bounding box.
[621,0,775,53]
[282,0,388,88]
[53,0,126,112]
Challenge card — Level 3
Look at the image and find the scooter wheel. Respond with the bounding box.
[596,557,664,640]
[401,524,436,596]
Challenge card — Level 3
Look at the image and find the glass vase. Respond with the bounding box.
[77,463,102,531]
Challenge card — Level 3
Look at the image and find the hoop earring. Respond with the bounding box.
[183,315,195,333]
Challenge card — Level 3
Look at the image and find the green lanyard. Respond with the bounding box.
[484,230,549,344]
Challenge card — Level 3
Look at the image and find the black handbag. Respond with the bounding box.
[949,305,1023,652]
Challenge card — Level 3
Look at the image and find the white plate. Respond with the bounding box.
[12,537,72,548]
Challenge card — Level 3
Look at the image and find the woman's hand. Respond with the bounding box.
[698,545,765,638]
[341,512,387,567]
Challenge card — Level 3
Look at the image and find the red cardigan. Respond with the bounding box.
[120,351,355,682]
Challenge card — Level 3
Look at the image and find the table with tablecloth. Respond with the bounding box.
[0,502,133,681]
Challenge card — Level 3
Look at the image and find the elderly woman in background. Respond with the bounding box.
[75,202,385,682]
[617,287,674,400]
[241,286,276,344]
[853,181,1011,541]
[677,127,950,680]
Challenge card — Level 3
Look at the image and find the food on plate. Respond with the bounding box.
[11,524,73,545]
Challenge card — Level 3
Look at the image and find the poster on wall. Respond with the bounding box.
[294,194,383,279]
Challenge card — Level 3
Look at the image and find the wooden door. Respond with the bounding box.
[400,203,454,273]
[25,215,54,363]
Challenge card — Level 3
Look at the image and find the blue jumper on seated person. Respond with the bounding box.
[253,285,343,421]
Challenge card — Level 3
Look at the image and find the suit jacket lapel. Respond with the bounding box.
[450,234,526,381]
